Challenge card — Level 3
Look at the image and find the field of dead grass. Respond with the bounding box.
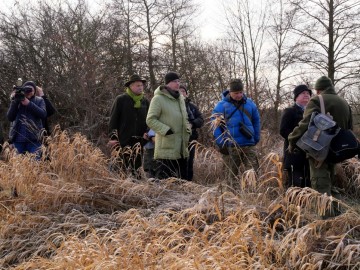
[0,128,359,269]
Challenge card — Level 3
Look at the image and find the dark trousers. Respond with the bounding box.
[286,165,311,188]
[110,144,143,179]
[155,158,188,180]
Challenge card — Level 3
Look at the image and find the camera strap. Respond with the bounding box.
[225,102,251,122]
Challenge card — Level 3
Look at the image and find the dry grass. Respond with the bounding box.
[0,128,359,270]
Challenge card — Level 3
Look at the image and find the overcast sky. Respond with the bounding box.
[2,0,225,41]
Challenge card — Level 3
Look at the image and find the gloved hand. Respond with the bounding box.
[287,144,294,154]
[288,144,299,154]
[166,129,174,136]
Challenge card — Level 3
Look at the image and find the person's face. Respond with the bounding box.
[167,79,181,91]
[129,81,145,95]
[179,87,187,97]
[25,87,35,99]
[295,90,311,106]
[229,91,244,101]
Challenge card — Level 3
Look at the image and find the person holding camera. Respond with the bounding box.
[211,78,260,190]
[7,80,47,158]
[179,85,204,181]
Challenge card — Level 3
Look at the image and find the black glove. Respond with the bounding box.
[166,129,174,136]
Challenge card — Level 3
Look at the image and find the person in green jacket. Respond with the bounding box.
[288,76,353,218]
[146,72,191,180]
[108,74,149,178]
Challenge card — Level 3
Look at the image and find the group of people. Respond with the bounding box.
[108,72,205,181]
[281,76,353,218]
[4,73,355,219]
[108,72,262,188]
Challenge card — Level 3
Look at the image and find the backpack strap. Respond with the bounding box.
[318,94,325,114]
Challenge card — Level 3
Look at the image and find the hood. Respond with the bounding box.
[154,85,177,99]
[221,89,248,103]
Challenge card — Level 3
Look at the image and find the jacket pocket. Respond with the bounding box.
[161,134,176,149]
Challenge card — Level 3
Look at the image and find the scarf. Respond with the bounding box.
[126,88,143,108]
[166,87,180,99]
[295,102,306,111]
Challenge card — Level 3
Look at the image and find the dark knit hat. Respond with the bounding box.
[179,84,187,94]
[229,79,244,92]
[293,84,312,101]
[164,72,180,84]
[314,76,333,90]
[124,74,146,87]
[22,81,37,93]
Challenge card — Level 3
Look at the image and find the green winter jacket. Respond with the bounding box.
[146,86,191,160]
[288,86,353,148]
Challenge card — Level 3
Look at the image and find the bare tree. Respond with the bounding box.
[290,0,360,94]
[265,0,304,128]
[160,0,198,70]
[224,0,269,105]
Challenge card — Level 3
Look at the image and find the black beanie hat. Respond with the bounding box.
[229,79,244,92]
[293,84,312,101]
[315,76,333,90]
[164,72,180,84]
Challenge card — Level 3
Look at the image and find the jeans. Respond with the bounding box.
[13,141,42,160]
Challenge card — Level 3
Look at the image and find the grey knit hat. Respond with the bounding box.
[229,78,244,92]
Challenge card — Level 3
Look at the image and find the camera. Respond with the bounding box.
[239,123,253,139]
[12,86,33,102]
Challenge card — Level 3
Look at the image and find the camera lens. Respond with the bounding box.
[24,86,33,93]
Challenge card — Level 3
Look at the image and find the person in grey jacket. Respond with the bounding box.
[146,72,191,180]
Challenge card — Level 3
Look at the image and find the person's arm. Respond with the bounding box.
[279,108,294,139]
[191,103,204,129]
[108,96,123,147]
[7,100,20,122]
[251,104,261,144]
[146,96,172,136]
[288,97,319,148]
[37,86,56,117]
[211,102,227,146]
[25,97,47,119]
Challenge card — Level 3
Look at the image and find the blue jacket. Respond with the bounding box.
[7,96,47,143]
[212,90,260,147]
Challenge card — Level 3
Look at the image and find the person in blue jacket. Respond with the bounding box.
[212,78,260,190]
[7,81,47,159]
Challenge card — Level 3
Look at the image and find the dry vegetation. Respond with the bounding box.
[0,128,359,270]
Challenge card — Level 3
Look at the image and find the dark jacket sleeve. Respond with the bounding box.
[108,95,122,140]
[190,103,204,129]
[7,100,21,122]
[43,95,57,117]
[279,108,294,139]
[28,98,47,119]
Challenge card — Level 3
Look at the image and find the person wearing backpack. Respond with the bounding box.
[280,85,312,188]
[212,78,260,191]
[288,76,353,218]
